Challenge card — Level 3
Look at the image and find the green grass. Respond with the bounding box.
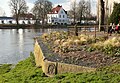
[0,52,119,83]
[0,64,12,74]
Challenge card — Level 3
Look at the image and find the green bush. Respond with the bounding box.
[108,3,120,24]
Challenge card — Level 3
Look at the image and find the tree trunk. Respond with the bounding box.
[99,0,105,31]
[73,11,76,24]
[42,17,44,28]
[79,9,83,24]
[101,0,105,25]
[75,24,78,36]
[16,17,19,29]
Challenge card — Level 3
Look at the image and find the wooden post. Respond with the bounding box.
[107,24,109,38]
[75,24,78,36]
[85,26,86,35]
[94,26,96,42]
[68,26,70,36]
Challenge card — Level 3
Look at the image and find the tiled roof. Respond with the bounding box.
[48,5,62,14]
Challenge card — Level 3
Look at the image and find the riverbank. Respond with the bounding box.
[0,52,119,82]
[0,24,67,29]
[0,24,33,29]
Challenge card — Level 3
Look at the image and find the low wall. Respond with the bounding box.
[34,39,96,77]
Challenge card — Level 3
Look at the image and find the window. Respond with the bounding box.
[9,21,12,24]
[63,15,65,18]
[59,15,61,18]
[63,20,64,22]
[61,11,63,14]
[22,21,25,24]
[28,21,31,24]
[59,20,61,22]
[52,20,54,22]
[1,20,4,24]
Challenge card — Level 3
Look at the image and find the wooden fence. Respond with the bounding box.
[67,25,110,38]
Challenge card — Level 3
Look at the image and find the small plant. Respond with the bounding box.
[89,37,120,56]
[41,32,116,54]
[87,47,95,52]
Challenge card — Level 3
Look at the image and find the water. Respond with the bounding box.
[0,28,67,64]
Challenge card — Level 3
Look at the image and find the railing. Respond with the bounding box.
[67,25,110,39]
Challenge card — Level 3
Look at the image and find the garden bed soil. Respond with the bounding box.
[37,38,120,68]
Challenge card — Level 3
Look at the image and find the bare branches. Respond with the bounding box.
[68,0,91,24]
[32,0,52,24]
[9,0,28,26]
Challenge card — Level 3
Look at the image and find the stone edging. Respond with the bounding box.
[34,39,96,77]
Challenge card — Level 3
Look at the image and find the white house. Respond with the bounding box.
[0,17,35,24]
[0,17,15,24]
[47,5,70,25]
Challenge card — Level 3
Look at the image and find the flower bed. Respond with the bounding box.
[40,31,120,68]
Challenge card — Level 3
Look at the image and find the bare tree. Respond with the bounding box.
[9,0,28,26]
[68,0,91,25]
[69,0,77,24]
[32,0,52,25]
[76,0,91,24]
[72,0,76,24]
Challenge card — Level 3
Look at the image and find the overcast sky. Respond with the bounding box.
[0,0,97,16]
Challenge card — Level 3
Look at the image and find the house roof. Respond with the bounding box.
[0,17,14,20]
[20,13,34,18]
[13,13,35,19]
[48,5,62,14]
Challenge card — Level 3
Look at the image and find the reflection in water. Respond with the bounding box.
[18,29,23,34]
[0,28,67,64]
[18,29,24,54]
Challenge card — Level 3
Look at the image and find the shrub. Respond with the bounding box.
[41,32,111,53]
[90,37,120,56]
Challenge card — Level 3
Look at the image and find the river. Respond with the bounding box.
[0,28,67,64]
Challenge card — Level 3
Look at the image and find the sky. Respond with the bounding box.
[0,0,97,17]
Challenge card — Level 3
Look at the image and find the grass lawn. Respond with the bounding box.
[0,52,119,83]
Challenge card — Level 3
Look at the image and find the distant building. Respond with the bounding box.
[47,5,70,25]
[0,16,35,24]
[13,13,35,24]
[13,13,35,20]
[0,17,15,24]
[0,13,35,24]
